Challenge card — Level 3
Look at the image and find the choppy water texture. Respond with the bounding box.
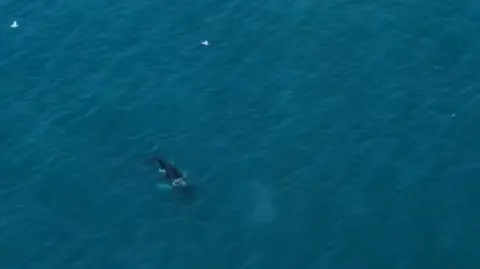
[1,0,480,268]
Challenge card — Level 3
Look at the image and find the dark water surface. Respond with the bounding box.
[1,0,480,268]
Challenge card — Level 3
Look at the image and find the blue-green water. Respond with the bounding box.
[1,0,480,268]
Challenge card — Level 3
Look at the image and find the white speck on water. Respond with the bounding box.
[201,40,209,46]
[10,21,18,28]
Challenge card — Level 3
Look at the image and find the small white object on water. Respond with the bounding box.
[10,21,18,28]
[201,40,209,46]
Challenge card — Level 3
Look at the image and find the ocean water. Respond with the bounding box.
[1,0,480,268]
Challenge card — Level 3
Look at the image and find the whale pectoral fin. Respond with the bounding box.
[158,168,166,173]
[156,183,172,190]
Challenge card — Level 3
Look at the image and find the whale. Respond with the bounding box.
[152,157,195,197]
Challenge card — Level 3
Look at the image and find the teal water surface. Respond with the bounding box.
[1,0,480,268]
